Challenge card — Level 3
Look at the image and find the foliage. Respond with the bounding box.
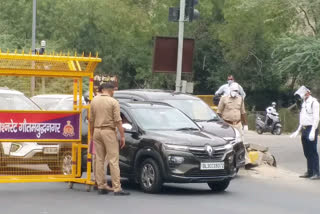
[272,36,320,91]
[0,0,319,108]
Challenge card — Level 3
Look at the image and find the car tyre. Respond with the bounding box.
[48,151,72,175]
[207,180,230,192]
[139,158,162,193]
[61,151,73,175]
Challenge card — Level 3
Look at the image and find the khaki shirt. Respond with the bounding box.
[90,94,121,129]
[217,96,245,122]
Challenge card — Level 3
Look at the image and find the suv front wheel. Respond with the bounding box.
[207,180,230,192]
[139,158,162,193]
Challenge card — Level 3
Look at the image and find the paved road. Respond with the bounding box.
[0,132,319,214]
[0,174,319,214]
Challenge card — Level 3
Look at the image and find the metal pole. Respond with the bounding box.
[41,77,45,93]
[32,0,36,52]
[31,0,37,96]
[175,0,185,92]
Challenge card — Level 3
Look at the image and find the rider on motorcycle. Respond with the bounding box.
[265,102,277,127]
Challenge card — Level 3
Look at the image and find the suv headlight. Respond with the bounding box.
[224,143,233,151]
[234,129,242,143]
[163,144,189,152]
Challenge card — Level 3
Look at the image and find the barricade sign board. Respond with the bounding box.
[0,111,81,141]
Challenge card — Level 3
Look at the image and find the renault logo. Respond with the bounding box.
[205,145,214,157]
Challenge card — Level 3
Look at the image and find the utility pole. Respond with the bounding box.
[31,0,37,97]
[175,0,185,92]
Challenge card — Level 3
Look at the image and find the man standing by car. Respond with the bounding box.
[290,86,319,180]
[90,82,130,195]
[217,83,248,137]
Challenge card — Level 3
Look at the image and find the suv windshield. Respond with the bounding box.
[164,99,219,121]
[131,107,199,131]
[0,93,40,110]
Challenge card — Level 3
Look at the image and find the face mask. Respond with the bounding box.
[230,91,238,97]
[227,80,234,85]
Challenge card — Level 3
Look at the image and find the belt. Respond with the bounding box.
[95,126,116,131]
[224,120,241,125]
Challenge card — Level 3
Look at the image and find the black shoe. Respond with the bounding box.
[310,175,320,180]
[299,172,312,178]
[97,189,109,195]
[114,190,130,196]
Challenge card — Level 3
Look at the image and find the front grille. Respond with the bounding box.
[185,169,228,177]
[189,147,226,161]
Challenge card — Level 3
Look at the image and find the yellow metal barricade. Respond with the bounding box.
[196,95,218,111]
[0,51,101,191]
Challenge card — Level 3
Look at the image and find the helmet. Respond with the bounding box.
[272,102,276,107]
[294,85,310,100]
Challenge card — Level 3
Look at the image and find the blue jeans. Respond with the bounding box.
[301,126,319,176]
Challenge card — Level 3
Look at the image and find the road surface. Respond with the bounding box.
[0,132,319,214]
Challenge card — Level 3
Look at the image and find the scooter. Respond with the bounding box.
[256,112,282,135]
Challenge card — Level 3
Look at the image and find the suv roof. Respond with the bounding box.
[115,89,199,101]
[0,87,24,95]
[32,94,74,98]
[120,101,172,109]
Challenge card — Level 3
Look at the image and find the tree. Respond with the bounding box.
[272,36,320,91]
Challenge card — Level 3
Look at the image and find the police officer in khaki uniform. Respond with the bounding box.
[90,82,130,195]
[217,83,248,137]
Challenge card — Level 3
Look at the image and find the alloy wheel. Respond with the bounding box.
[141,163,155,189]
[62,153,72,175]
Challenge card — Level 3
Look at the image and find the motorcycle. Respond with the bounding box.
[255,112,282,135]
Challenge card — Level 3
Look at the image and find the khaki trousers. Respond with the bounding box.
[231,122,250,164]
[93,128,121,192]
[231,122,243,141]
[92,155,108,183]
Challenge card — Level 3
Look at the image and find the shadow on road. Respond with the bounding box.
[119,179,231,196]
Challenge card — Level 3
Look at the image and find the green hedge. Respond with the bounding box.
[247,108,299,133]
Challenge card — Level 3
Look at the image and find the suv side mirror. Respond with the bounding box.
[122,123,133,132]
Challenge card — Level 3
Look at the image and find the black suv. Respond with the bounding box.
[119,101,236,193]
[115,90,246,171]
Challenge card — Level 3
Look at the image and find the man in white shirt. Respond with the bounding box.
[290,86,320,180]
[215,75,246,98]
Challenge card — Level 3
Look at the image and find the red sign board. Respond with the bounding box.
[0,111,81,141]
[152,36,195,73]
